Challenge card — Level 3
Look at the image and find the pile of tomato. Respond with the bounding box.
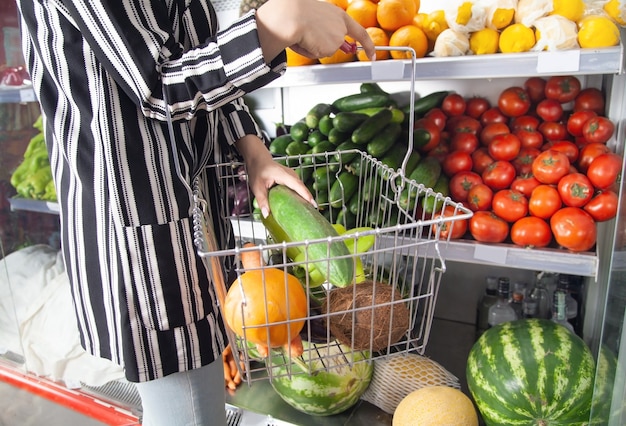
[417,75,620,252]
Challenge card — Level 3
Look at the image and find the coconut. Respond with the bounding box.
[323,281,410,352]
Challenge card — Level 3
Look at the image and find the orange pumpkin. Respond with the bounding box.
[223,245,308,354]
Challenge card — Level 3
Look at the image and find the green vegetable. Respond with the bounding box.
[365,122,402,158]
[420,174,450,214]
[269,341,373,416]
[402,90,449,116]
[306,129,326,147]
[305,103,333,129]
[351,108,393,145]
[333,92,390,112]
[467,319,595,426]
[290,120,310,142]
[329,170,359,209]
[269,134,293,156]
[262,185,354,287]
[332,112,369,133]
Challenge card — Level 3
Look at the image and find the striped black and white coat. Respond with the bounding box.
[16,0,286,383]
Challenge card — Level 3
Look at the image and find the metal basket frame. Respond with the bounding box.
[167,47,473,384]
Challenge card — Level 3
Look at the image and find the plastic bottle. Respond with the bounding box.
[476,276,499,337]
[551,291,575,334]
[488,277,518,328]
[510,281,527,319]
[529,272,551,319]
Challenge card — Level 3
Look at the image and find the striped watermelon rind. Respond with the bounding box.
[466,319,595,425]
[269,340,373,416]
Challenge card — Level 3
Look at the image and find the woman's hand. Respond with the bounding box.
[235,134,315,218]
[256,0,376,63]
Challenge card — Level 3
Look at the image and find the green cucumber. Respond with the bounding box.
[285,140,309,156]
[295,165,314,184]
[269,134,293,156]
[402,90,450,116]
[306,129,326,147]
[402,150,422,177]
[332,112,370,133]
[333,141,362,164]
[312,167,334,191]
[407,156,441,189]
[329,171,359,209]
[332,93,390,112]
[348,191,362,216]
[420,173,450,214]
[328,127,351,145]
[318,114,334,137]
[353,107,405,124]
[361,177,382,203]
[290,120,310,142]
[262,185,354,287]
[305,103,333,129]
[379,143,408,175]
[366,122,402,158]
[351,108,394,145]
[359,82,389,95]
[335,208,357,230]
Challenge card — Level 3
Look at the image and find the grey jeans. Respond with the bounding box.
[135,360,227,425]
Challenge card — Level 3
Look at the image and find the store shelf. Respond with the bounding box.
[0,85,37,103]
[9,197,60,214]
[229,217,599,278]
[268,45,624,88]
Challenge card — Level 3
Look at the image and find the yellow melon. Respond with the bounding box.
[392,385,479,426]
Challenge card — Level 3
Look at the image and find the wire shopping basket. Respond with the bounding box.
[188,48,473,384]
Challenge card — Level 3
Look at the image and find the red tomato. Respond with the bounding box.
[450,132,479,153]
[524,77,547,104]
[586,152,622,190]
[482,160,516,190]
[529,184,562,219]
[449,170,483,202]
[544,75,581,103]
[510,216,552,248]
[511,115,540,132]
[492,189,529,222]
[498,87,532,117]
[542,140,579,164]
[574,88,605,115]
[424,107,447,131]
[512,147,541,175]
[557,173,594,207]
[480,107,508,126]
[413,117,441,152]
[442,150,473,177]
[538,121,568,142]
[467,183,493,211]
[450,116,482,136]
[535,99,564,122]
[532,150,570,184]
[567,110,597,138]
[427,143,450,164]
[511,174,541,198]
[471,147,495,175]
[442,93,467,117]
[514,128,544,150]
[584,190,618,222]
[488,133,521,162]
[582,116,615,144]
[433,205,468,239]
[577,143,611,173]
[480,122,510,146]
[469,211,510,243]
[550,207,596,252]
[466,97,490,119]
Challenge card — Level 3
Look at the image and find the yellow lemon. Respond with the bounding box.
[423,9,448,41]
[456,1,474,25]
[469,28,500,54]
[499,23,536,53]
[490,7,515,29]
[577,15,621,48]
[604,0,626,26]
[550,0,585,22]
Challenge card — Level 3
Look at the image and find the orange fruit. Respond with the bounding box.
[286,47,318,67]
[357,27,390,61]
[320,0,348,10]
[377,0,418,31]
[319,40,356,64]
[346,0,379,29]
[389,24,428,59]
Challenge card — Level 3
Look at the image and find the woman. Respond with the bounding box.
[16,0,374,424]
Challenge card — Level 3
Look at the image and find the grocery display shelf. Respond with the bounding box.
[0,85,37,104]
[268,45,624,88]
[229,217,599,278]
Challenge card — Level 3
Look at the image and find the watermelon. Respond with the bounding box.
[590,344,619,425]
[466,319,595,425]
[269,340,373,416]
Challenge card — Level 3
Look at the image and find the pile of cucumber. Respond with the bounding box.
[266,83,449,228]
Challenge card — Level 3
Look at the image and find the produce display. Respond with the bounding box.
[10,116,57,202]
[286,0,625,66]
[466,319,596,425]
[269,74,620,253]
